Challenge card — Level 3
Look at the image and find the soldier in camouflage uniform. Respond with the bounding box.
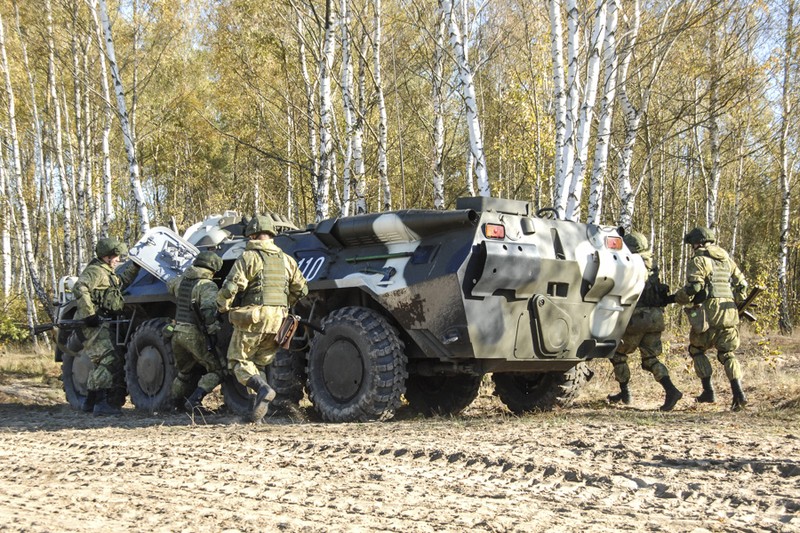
[73,237,140,416]
[606,232,683,411]
[167,251,225,414]
[217,215,308,422]
[674,226,749,411]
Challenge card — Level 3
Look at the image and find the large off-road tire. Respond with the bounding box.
[61,352,94,410]
[306,306,407,422]
[125,318,176,412]
[269,348,307,406]
[404,373,482,416]
[492,363,593,414]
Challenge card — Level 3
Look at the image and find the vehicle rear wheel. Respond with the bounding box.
[306,306,407,422]
[404,373,482,416]
[492,363,593,414]
[61,352,93,410]
[125,318,176,412]
[269,348,307,406]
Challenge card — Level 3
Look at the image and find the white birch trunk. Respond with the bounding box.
[555,0,580,217]
[90,0,115,237]
[432,2,447,209]
[15,3,55,294]
[340,0,355,217]
[316,0,335,221]
[0,13,51,316]
[444,0,490,197]
[565,0,607,221]
[778,0,795,334]
[97,0,149,234]
[373,0,392,210]
[705,25,720,229]
[46,0,74,274]
[70,5,87,266]
[354,32,367,214]
[1,151,10,300]
[296,7,320,202]
[549,0,566,203]
[587,0,618,224]
[614,0,641,229]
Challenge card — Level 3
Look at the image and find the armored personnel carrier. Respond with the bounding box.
[53,197,645,422]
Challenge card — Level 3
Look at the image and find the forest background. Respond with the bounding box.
[0,0,798,342]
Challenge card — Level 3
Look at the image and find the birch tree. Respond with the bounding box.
[443,0,490,197]
[587,0,619,224]
[340,0,356,216]
[432,2,447,209]
[0,13,52,317]
[554,0,580,217]
[96,0,150,234]
[564,0,607,221]
[373,0,392,210]
[316,0,336,221]
[89,0,115,237]
[549,0,567,207]
[46,0,75,274]
[354,31,368,214]
[777,0,797,334]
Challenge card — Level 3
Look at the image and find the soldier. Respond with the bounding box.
[674,226,749,411]
[607,232,683,411]
[73,237,140,416]
[166,251,225,414]
[216,215,308,422]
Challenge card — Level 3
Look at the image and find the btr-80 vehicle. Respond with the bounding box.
[54,197,645,422]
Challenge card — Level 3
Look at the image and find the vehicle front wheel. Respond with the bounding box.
[125,318,176,412]
[306,307,407,422]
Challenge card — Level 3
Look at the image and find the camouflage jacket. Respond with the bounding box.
[675,244,747,328]
[217,239,308,312]
[167,265,220,334]
[73,258,140,319]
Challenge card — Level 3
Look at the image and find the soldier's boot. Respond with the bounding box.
[730,379,748,412]
[658,376,683,412]
[695,377,716,403]
[246,375,276,422]
[93,390,123,416]
[607,382,631,405]
[184,387,210,414]
[81,390,98,413]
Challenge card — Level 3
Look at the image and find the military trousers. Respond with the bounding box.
[610,330,669,383]
[170,325,225,399]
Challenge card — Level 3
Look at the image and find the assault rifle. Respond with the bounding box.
[738,286,764,322]
[32,318,129,336]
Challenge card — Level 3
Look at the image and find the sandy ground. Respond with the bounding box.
[0,332,798,532]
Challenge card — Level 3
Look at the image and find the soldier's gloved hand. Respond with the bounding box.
[663,293,676,305]
[84,314,101,327]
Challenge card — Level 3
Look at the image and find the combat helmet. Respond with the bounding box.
[623,231,649,254]
[244,215,276,237]
[193,251,223,273]
[684,226,715,245]
[96,237,127,258]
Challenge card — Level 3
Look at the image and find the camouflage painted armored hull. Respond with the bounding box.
[277,197,644,374]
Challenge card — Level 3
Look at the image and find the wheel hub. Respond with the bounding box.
[136,346,164,396]
[323,338,364,402]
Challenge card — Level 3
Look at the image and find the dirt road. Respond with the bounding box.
[0,381,798,532]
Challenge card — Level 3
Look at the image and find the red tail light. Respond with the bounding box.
[606,236,623,250]
[484,223,506,239]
